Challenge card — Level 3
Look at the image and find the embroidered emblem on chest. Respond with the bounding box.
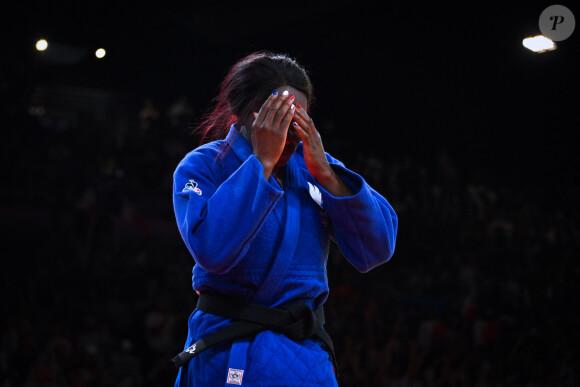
[183,179,202,195]
[226,368,244,385]
[307,182,323,208]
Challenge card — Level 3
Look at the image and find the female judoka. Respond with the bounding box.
[171,51,398,386]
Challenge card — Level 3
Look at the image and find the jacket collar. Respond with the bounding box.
[225,123,302,190]
[226,124,253,162]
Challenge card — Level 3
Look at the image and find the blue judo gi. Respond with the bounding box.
[172,124,398,386]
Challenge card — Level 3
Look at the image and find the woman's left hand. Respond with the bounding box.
[293,106,354,197]
[291,106,330,180]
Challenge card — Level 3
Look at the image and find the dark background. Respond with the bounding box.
[2,1,579,386]
[6,2,579,189]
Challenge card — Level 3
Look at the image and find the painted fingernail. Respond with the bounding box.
[293,121,298,126]
[291,104,295,110]
[289,94,295,100]
[282,90,289,96]
[272,90,278,95]
[296,103,302,109]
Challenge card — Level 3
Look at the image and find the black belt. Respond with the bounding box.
[170,293,338,377]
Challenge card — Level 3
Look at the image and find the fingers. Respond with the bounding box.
[280,100,296,129]
[267,90,295,127]
[256,90,295,129]
[292,104,318,142]
[253,92,277,128]
[291,104,332,182]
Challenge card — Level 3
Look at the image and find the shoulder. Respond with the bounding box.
[177,140,228,165]
[174,139,231,177]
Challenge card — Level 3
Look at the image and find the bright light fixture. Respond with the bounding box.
[95,48,106,59]
[36,39,48,51]
[522,35,556,53]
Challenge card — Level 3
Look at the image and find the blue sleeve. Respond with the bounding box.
[173,150,283,274]
[317,154,398,273]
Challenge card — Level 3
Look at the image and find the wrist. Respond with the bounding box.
[313,167,335,187]
[257,158,275,180]
[315,166,354,197]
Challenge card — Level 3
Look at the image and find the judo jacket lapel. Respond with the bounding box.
[253,156,301,305]
[227,125,301,305]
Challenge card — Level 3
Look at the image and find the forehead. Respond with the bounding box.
[278,85,308,108]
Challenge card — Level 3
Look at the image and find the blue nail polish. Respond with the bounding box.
[272,90,278,95]
[293,121,298,126]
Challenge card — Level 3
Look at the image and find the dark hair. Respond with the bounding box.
[195,51,313,144]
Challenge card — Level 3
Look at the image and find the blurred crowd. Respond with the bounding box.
[1,84,578,387]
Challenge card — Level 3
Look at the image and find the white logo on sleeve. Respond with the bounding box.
[226,368,244,385]
[308,182,323,208]
[183,179,202,195]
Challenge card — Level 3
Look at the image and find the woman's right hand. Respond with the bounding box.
[250,90,295,179]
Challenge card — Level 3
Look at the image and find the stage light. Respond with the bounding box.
[36,39,48,51]
[95,48,106,59]
[522,35,556,53]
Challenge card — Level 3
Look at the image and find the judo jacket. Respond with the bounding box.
[172,124,398,386]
